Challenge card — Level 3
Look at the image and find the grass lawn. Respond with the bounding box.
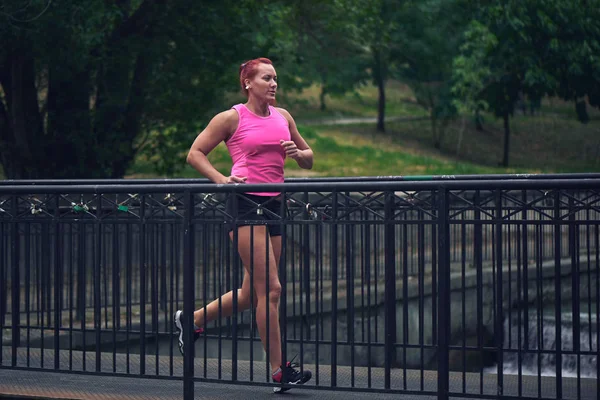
[277,81,428,122]
[2,81,598,180]
[382,111,600,173]
[134,123,509,180]
[132,81,599,179]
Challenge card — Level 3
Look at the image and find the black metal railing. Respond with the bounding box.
[1,175,599,399]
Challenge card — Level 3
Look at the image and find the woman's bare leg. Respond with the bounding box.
[232,225,282,373]
[193,271,256,328]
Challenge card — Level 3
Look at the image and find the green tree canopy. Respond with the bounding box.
[452,0,600,166]
[0,0,265,178]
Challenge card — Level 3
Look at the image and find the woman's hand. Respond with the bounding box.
[224,175,247,184]
[280,140,299,159]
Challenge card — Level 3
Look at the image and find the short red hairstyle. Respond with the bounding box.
[239,57,273,97]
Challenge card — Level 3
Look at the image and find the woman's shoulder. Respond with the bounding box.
[207,108,239,139]
[274,106,294,121]
[212,108,239,124]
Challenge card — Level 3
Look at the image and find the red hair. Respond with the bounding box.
[239,58,273,97]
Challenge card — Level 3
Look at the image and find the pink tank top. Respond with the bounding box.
[226,104,291,196]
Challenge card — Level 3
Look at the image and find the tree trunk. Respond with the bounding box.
[431,111,440,149]
[475,109,484,131]
[373,48,386,133]
[0,44,45,179]
[111,49,152,178]
[93,5,162,179]
[320,85,327,111]
[502,112,510,167]
[47,61,93,178]
[0,93,12,177]
[456,117,466,156]
[575,99,590,124]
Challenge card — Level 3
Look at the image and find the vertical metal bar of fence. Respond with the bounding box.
[68,222,74,371]
[77,221,86,361]
[37,223,43,366]
[150,222,157,365]
[126,223,132,374]
[0,213,4,366]
[231,198,240,383]
[114,201,122,335]
[364,213,372,388]
[418,208,425,391]
[161,217,168,314]
[182,190,195,400]
[11,194,20,366]
[402,216,409,390]
[279,193,288,377]
[315,210,322,385]
[474,191,484,394]
[103,224,109,331]
[303,192,311,343]
[291,205,298,343]
[569,195,581,399]
[152,221,160,375]
[169,222,176,377]
[330,190,338,387]
[553,191,563,399]
[494,189,504,397]
[585,209,593,382]
[596,224,600,387]
[521,189,529,397]
[201,210,209,379]
[226,196,236,380]
[112,218,119,372]
[43,222,51,330]
[41,222,49,364]
[431,190,438,357]
[460,212,467,394]
[219,220,227,380]
[94,195,102,372]
[139,194,147,375]
[25,223,31,367]
[384,191,397,390]
[247,222,254,381]
[437,187,450,400]
[54,195,61,370]
[300,192,309,374]
[264,221,271,381]
[515,196,523,396]
[535,209,543,395]
[345,192,355,387]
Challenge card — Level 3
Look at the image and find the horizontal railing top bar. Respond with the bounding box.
[2,172,600,185]
[0,178,599,194]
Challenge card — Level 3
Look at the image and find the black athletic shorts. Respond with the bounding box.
[225,193,286,236]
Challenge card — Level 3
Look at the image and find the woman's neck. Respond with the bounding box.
[245,98,271,117]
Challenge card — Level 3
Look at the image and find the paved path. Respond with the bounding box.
[1,347,597,399]
[0,369,428,400]
[297,116,428,126]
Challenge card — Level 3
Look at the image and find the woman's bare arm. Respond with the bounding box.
[277,107,313,169]
[186,110,245,183]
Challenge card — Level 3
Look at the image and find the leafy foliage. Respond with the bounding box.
[451,0,600,166]
[0,1,269,178]
[1,0,599,177]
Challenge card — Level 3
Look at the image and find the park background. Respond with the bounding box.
[1,2,600,399]
[1,0,599,181]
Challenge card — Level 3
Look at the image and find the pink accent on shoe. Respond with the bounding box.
[272,369,283,383]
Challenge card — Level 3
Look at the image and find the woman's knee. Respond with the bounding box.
[267,282,282,303]
[238,288,252,310]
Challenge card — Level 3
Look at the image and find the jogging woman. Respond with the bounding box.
[175,57,313,392]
